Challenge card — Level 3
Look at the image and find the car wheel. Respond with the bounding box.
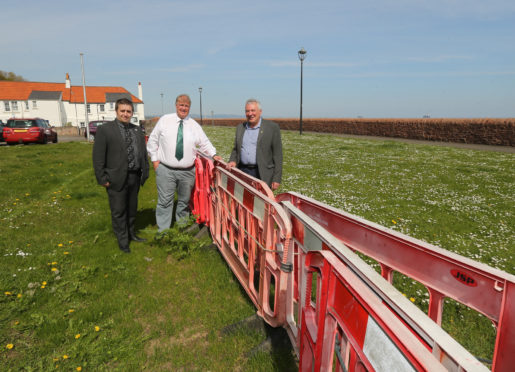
[53,135,58,143]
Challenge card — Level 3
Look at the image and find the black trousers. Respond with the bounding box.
[106,172,141,249]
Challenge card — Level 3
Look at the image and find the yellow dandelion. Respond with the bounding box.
[5,291,12,296]
[95,326,100,332]
[25,193,30,196]
[41,285,46,289]
[410,297,415,303]
[15,321,19,325]
[63,355,69,359]
[68,241,74,244]
[13,202,17,206]
[42,281,47,285]
[63,252,69,255]
[51,268,58,272]
[17,294,22,298]
[6,343,14,350]
[76,367,82,371]
[58,243,63,247]
[53,358,59,362]
[27,243,31,247]
[16,198,20,201]
[52,261,58,265]
[392,219,397,224]
[75,334,80,339]
[69,309,74,313]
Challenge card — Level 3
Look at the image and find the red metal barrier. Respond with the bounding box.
[191,156,510,371]
[283,200,488,371]
[277,192,515,372]
[301,250,448,371]
[209,165,293,327]
[190,155,216,225]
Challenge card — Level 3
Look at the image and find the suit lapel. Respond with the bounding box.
[111,121,127,151]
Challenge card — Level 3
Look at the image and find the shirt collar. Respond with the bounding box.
[177,115,189,123]
[245,118,261,130]
[116,119,130,128]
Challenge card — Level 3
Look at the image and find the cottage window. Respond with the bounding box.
[11,101,18,111]
[109,102,114,110]
[32,101,37,108]
[25,101,29,110]
[99,104,105,112]
[87,104,91,114]
[4,101,10,111]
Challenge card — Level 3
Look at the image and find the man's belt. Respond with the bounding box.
[161,163,195,171]
[239,163,257,169]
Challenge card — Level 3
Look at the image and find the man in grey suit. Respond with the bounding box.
[93,98,149,253]
[228,99,283,190]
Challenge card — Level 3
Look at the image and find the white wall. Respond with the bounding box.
[0,100,62,126]
[2,99,144,127]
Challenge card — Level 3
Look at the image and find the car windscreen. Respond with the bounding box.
[7,120,36,128]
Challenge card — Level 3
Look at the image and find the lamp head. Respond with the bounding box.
[298,47,307,61]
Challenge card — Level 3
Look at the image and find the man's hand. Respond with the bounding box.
[213,155,222,162]
[271,182,280,190]
[227,161,236,168]
[102,182,110,188]
[152,161,160,171]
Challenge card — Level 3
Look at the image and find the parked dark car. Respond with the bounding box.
[3,118,58,145]
[0,120,5,142]
[84,120,145,140]
[84,120,109,140]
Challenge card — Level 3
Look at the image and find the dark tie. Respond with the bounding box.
[125,126,136,170]
[175,119,183,160]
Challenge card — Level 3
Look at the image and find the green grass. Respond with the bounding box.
[0,141,296,371]
[1,128,513,369]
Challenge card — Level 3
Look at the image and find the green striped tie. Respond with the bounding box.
[175,119,184,160]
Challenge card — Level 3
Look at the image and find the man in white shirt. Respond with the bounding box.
[147,94,221,231]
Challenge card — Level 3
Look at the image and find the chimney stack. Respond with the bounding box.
[138,82,143,101]
[65,73,71,89]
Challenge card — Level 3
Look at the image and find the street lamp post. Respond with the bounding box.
[298,47,307,135]
[198,87,203,125]
[80,53,90,140]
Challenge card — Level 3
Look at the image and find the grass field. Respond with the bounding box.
[1,127,514,370]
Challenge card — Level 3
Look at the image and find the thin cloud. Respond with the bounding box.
[407,55,475,63]
[157,64,205,73]
[269,61,358,68]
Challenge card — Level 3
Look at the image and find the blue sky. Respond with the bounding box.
[2,0,514,118]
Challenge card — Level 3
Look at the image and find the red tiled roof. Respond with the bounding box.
[0,81,142,104]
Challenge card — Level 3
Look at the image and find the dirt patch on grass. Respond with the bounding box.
[144,325,208,357]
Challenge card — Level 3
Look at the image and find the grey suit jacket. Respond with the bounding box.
[229,119,283,186]
[92,120,149,191]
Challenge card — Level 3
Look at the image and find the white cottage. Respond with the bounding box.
[0,74,144,127]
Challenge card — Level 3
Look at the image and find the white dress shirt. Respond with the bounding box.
[147,113,216,168]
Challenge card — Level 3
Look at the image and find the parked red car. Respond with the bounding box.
[3,118,58,145]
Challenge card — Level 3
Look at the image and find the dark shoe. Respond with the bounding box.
[130,235,147,243]
[119,246,131,253]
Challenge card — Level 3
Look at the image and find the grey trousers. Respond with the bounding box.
[155,163,195,231]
